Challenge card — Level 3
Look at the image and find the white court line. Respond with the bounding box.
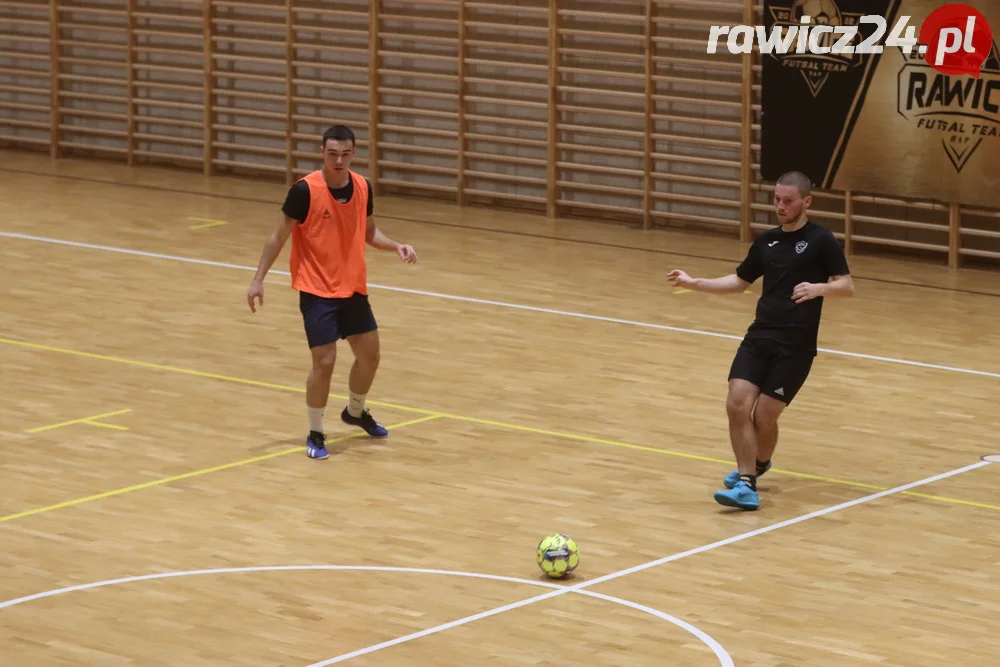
[0,565,734,667]
[2,231,999,380]
[308,460,992,666]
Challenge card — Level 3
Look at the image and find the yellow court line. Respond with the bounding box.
[88,421,130,431]
[898,491,1000,512]
[0,338,408,408]
[187,217,227,230]
[398,411,1000,511]
[25,408,132,433]
[762,469,1000,511]
[408,410,737,466]
[767,467,884,491]
[0,415,441,524]
[2,336,998,513]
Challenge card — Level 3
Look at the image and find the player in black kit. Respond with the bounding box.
[667,171,854,510]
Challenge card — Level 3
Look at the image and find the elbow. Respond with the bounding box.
[827,275,854,298]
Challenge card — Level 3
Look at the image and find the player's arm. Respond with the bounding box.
[247,182,309,312]
[791,273,854,303]
[667,240,759,294]
[792,236,855,303]
[359,179,417,262]
[253,214,297,282]
[667,271,750,294]
[366,216,418,263]
[365,214,397,250]
[247,214,297,312]
[823,273,855,297]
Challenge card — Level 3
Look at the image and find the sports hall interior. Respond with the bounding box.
[1,1,999,666]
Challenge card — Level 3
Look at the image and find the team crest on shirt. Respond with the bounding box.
[795,241,808,254]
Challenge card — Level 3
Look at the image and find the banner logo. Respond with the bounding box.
[768,0,869,96]
[897,40,1000,172]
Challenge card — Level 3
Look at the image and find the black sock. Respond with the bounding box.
[739,473,757,491]
[756,459,770,476]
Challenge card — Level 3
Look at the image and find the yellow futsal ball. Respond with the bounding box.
[536,533,580,578]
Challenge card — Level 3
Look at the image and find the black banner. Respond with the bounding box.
[760,0,897,185]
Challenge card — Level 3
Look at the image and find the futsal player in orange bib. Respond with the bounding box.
[247,125,417,460]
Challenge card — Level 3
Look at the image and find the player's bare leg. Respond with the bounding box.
[753,394,786,465]
[726,379,760,475]
[722,392,785,490]
[305,341,337,459]
[341,329,388,437]
[307,342,337,409]
[346,329,380,400]
[715,379,762,510]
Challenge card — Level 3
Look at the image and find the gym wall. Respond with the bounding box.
[1,0,998,267]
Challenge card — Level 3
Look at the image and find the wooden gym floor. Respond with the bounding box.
[2,148,1000,667]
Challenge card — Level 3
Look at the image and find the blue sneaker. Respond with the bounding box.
[714,480,760,510]
[341,407,389,438]
[306,431,329,459]
[724,460,771,489]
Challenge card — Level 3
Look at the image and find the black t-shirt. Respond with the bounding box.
[735,221,850,353]
[281,174,374,223]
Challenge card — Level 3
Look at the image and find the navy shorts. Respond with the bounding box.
[299,291,378,348]
[728,336,814,405]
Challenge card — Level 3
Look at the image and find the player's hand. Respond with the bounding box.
[666,269,695,288]
[248,279,264,313]
[397,244,418,264]
[792,282,824,303]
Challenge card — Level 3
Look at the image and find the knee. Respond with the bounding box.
[312,350,336,375]
[753,404,782,429]
[726,393,755,422]
[350,333,380,368]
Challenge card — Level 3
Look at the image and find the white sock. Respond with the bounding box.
[308,406,325,433]
[347,391,366,418]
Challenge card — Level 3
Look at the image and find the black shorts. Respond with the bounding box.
[728,336,814,405]
[299,291,377,348]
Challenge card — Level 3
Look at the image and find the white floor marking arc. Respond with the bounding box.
[2,231,998,380]
[308,460,991,666]
[0,565,734,667]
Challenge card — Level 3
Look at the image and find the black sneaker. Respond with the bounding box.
[341,408,388,438]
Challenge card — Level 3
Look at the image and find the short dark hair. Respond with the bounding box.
[322,125,355,148]
[776,171,812,197]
